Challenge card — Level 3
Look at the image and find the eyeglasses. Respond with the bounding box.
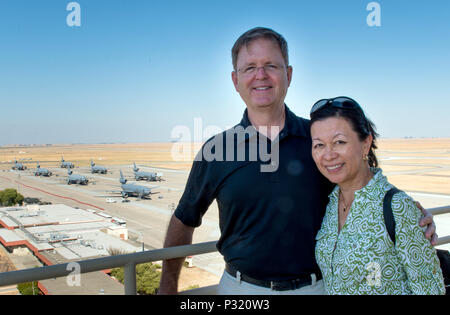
[310,96,370,132]
[237,63,286,76]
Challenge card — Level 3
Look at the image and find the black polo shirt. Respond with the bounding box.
[174,105,333,281]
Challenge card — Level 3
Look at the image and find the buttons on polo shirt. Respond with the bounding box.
[278,131,288,141]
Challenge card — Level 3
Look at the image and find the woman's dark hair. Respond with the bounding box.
[310,105,380,168]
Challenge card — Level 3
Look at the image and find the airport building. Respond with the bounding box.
[0,204,141,294]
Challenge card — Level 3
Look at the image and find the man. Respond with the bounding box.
[159,27,436,295]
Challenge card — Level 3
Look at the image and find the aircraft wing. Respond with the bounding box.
[95,191,123,197]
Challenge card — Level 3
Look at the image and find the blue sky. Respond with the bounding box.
[0,0,449,145]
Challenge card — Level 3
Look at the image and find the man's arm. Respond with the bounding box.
[158,214,195,295]
[416,201,438,246]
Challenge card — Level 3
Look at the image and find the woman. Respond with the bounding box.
[310,96,445,295]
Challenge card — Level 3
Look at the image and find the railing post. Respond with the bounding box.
[124,263,137,295]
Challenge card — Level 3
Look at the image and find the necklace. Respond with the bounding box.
[339,190,352,212]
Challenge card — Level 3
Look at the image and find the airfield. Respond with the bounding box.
[1,139,450,285]
[0,142,224,284]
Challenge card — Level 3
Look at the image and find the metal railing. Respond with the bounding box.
[0,205,449,295]
[429,206,450,216]
[0,240,218,295]
[429,206,450,246]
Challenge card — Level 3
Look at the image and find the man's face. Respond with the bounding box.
[232,38,292,112]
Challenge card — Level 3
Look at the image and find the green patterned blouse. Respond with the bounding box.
[315,168,445,295]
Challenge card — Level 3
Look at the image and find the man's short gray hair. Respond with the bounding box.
[231,27,289,71]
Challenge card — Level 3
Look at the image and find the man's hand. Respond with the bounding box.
[158,215,195,295]
[416,201,438,246]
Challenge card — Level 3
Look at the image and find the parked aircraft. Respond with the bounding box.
[11,159,27,170]
[67,168,88,185]
[60,156,74,169]
[90,160,108,174]
[34,162,52,177]
[132,162,163,181]
[119,170,157,199]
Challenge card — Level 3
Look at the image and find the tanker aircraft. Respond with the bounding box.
[11,159,27,170]
[132,162,163,181]
[67,168,88,185]
[34,162,52,177]
[119,170,158,199]
[90,160,108,174]
[60,156,74,168]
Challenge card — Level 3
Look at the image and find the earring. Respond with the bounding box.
[363,154,369,161]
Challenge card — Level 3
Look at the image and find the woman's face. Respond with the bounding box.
[311,117,372,188]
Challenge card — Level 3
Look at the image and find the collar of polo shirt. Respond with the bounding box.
[236,104,308,144]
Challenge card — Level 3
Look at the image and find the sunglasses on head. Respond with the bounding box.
[310,96,371,133]
[310,96,365,116]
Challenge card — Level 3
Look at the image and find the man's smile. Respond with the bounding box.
[253,86,272,91]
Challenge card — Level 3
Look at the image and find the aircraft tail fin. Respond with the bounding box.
[120,170,127,184]
[133,162,139,172]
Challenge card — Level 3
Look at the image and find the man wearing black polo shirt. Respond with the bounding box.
[159,27,435,295]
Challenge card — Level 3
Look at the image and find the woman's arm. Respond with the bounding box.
[392,193,445,295]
